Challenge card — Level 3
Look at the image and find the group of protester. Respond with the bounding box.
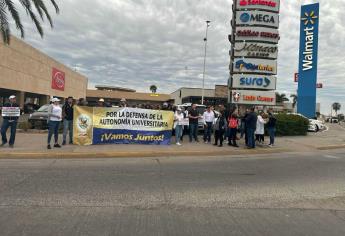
[1,95,276,150]
[173,104,277,149]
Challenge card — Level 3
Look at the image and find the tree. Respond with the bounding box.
[332,102,341,116]
[150,85,157,94]
[290,94,298,108]
[275,92,289,104]
[0,0,59,44]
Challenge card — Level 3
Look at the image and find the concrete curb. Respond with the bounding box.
[0,148,290,159]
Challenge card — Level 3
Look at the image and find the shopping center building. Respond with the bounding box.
[0,37,88,110]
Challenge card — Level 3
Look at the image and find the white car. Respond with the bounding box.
[308,119,325,132]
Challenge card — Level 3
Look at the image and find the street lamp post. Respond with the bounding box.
[201,20,211,105]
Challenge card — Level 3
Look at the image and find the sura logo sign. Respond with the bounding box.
[240,77,271,88]
[239,12,275,24]
[233,74,276,90]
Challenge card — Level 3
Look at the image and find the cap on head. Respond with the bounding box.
[51,97,60,103]
[163,102,168,106]
[9,95,16,99]
[120,98,126,102]
[177,108,182,111]
[99,98,105,102]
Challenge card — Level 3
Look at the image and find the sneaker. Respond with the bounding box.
[213,143,218,146]
[195,140,199,143]
[268,144,273,148]
[62,141,66,146]
[69,141,73,145]
[54,144,62,148]
[176,142,182,146]
[0,143,6,147]
[205,141,208,144]
[218,144,223,147]
[233,144,239,148]
[9,144,14,148]
[47,145,52,150]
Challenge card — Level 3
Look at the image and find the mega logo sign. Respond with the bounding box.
[232,90,276,105]
[232,74,276,90]
[233,58,277,74]
[236,11,279,28]
[236,27,279,43]
[236,0,280,13]
[234,42,278,59]
[51,68,65,91]
[297,3,319,118]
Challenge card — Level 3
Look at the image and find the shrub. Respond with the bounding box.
[17,122,32,131]
[274,113,309,136]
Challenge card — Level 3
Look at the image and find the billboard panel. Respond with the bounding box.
[234,42,278,59]
[232,90,276,105]
[236,10,279,28]
[236,0,280,13]
[233,58,277,74]
[232,74,276,90]
[297,3,319,118]
[236,27,279,43]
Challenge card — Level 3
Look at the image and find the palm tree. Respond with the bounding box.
[150,85,157,94]
[275,92,289,104]
[290,94,298,108]
[0,0,59,44]
[332,102,341,116]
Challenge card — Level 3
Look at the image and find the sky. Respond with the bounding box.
[9,0,345,114]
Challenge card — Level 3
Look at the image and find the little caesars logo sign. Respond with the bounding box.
[235,42,278,58]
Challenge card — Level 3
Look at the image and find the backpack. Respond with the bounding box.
[229,118,238,129]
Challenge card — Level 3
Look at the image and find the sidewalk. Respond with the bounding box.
[0,124,344,158]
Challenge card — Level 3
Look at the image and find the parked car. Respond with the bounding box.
[308,119,325,132]
[28,104,63,129]
[330,117,339,123]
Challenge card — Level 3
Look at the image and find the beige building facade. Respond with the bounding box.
[0,37,88,108]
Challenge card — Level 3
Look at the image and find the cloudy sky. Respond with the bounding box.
[10,0,345,114]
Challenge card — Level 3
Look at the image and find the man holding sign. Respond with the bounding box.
[1,95,20,148]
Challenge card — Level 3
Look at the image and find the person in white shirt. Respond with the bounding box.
[47,98,62,149]
[255,111,266,145]
[174,108,185,145]
[203,106,216,143]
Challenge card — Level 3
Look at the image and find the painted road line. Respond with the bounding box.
[323,155,341,159]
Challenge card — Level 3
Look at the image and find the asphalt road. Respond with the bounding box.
[1,150,345,236]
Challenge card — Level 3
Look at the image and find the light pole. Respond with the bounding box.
[201,20,211,105]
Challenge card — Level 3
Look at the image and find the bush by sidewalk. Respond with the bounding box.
[275,114,309,136]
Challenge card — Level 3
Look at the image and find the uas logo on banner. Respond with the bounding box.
[73,106,174,146]
[297,3,319,118]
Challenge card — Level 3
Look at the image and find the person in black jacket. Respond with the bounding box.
[245,107,258,149]
[62,97,74,145]
[1,95,20,148]
[267,108,277,147]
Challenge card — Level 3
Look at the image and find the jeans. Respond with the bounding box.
[214,130,225,145]
[1,119,17,145]
[63,119,73,143]
[203,122,213,142]
[48,120,60,145]
[267,127,276,145]
[175,125,183,143]
[189,123,198,142]
[246,128,256,148]
[228,128,238,145]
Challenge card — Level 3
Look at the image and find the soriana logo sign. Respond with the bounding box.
[51,68,65,91]
[237,0,280,13]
